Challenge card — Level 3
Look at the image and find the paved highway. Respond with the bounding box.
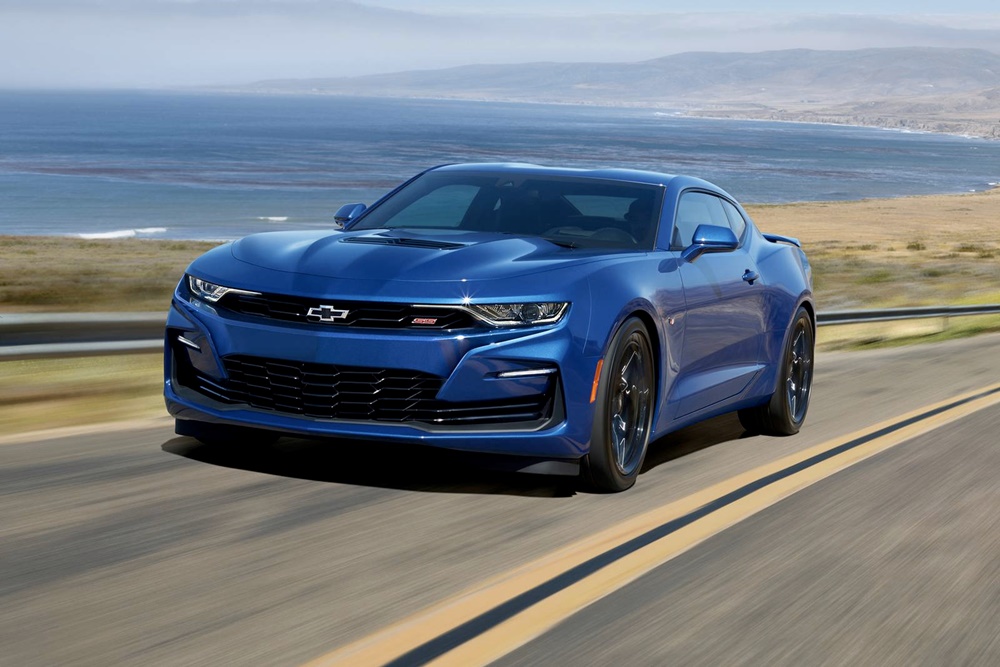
[3,334,1000,666]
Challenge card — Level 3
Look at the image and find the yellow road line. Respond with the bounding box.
[304,382,1000,667]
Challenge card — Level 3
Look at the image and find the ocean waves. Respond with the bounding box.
[3,93,1000,241]
[75,227,168,240]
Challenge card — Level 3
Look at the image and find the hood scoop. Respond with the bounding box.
[341,236,466,250]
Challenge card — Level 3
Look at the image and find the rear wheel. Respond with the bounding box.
[738,306,814,435]
[584,318,655,492]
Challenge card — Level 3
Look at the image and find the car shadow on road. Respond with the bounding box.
[162,412,750,497]
[161,436,579,498]
[641,412,751,474]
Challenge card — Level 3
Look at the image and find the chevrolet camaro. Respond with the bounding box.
[165,163,814,491]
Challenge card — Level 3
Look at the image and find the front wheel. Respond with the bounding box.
[583,318,656,492]
[739,306,814,436]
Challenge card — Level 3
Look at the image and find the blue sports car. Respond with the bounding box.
[165,163,814,491]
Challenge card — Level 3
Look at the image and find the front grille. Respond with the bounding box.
[220,293,477,330]
[176,352,554,426]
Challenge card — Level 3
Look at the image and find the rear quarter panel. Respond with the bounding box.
[750,228,814,372]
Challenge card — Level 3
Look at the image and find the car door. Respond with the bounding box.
[671,191,766,417]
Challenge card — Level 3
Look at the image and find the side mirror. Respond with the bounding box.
[333,203,367,228]
[681,224,739,262]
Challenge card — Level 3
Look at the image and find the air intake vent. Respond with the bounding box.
[341,237,465,250]
[173,352,556,425]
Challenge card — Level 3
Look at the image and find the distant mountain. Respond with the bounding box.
[236,48,1000,138]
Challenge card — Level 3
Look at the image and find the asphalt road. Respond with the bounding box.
[3,334,1000,666]
[498,402,1000,666]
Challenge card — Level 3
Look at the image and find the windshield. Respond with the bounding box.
[349,170,664,250]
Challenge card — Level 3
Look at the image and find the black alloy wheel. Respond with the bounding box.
[584,317,655,492]
[738,306,814,436]
[785,316,813,426]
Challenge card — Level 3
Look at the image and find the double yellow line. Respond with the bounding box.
[305,382,1000,667]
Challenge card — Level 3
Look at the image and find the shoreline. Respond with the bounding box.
[207,89,1000,141]
[8,88,999,141]
[679,111,996,142]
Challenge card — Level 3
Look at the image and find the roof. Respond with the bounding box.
[429,162,728,195]
[431,162,676,186]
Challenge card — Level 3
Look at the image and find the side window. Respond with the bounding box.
[386,184,480,228]
[672,191,729,249]
[721,199,747,240]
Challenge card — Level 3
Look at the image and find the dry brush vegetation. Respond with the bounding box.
[745,186,1000,311]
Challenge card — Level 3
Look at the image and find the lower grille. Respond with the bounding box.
[176,352,554,426]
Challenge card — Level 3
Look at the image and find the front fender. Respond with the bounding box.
[583,253,686,436]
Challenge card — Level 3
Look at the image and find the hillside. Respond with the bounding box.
[238,47,1000,138]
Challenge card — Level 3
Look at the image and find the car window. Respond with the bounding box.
[381,184,480,228]
[672,191,730,249]
[351,170,663,250]
[721,199,747,240]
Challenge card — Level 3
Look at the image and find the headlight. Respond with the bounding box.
[466,302,569,327]
[187,275,261,303]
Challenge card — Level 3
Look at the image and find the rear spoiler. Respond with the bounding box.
[762,233,801,248]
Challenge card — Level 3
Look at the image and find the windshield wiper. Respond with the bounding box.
[542,236,578,249]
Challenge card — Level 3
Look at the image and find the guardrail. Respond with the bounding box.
[3,305,1000,361]
[816,304,1000,326]
[0,313,164,361]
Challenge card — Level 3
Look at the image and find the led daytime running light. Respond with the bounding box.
[187,275,261,303]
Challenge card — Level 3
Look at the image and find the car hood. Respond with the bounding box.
[230,229,609,282]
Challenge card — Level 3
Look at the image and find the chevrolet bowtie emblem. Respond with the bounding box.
[306,304,350,323]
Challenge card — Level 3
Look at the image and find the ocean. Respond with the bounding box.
[1,91,998,241]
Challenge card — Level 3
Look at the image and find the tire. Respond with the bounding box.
[738,306,814,436]
[175,419,280,448]
[583,317,656,492]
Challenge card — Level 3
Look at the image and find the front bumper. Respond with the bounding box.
[163,295,597,460]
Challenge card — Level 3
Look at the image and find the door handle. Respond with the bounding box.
[742,269,759,285]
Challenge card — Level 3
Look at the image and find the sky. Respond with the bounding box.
[370,0,999,12]
[1,1,999,88]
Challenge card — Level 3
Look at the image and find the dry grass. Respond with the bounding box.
[0,237,211,435]
[745,186,1000,311]
[0,236,218,313]
[0,354,165,435]
[817,315,1000,352]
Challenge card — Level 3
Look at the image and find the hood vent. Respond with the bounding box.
[341,236,466,250]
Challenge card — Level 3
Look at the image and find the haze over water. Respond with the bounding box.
[2,91,998,241]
